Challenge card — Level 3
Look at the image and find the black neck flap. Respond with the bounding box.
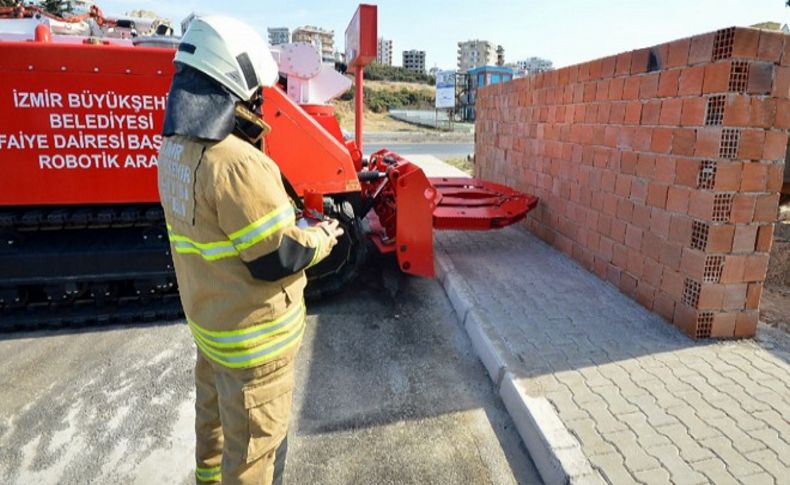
[162,64,239,141]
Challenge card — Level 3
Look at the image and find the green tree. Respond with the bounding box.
[39,0,72,16]
[0,0,20,7]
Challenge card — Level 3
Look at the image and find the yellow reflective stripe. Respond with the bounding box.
[194,318,305,369]
[307,229,324,268]
[166,225,239,261]
[189,304,305,350]
[229,204,295,251]
[188,301,304,339]
[195,465,221,482]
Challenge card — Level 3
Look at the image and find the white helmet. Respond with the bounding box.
[175,16,279,101]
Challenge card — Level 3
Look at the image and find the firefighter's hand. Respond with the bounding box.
[318,218,344,248]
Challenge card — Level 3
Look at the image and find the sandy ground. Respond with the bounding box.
[0,258,541,485]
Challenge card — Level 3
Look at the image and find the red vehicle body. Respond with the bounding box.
[0,5,537,329]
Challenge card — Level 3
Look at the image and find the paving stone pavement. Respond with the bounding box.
[436,227,790,485]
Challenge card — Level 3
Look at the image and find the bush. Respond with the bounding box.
[364,62,434,84]
[338,86,434,113]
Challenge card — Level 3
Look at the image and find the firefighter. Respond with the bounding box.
[156,16,342,485]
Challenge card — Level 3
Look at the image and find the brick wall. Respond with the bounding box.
[475,27,788,338]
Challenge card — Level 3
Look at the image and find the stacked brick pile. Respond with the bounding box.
[475,27,788,338]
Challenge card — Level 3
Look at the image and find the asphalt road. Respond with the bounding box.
[0,256,541,484]
[366,143,474,160]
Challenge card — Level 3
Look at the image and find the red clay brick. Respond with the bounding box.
[680,247,706,278]
[745,282,763,309]
[747,62,773,95]
[673,303,698,336]
[678,66,704,97]
[626,224,643,249]
[608,77,624,100]
[754,193,780,222]
[643,256,663,286]
[616,51,633,75]
[621,150,638,174]
[734,311,758,337]
[651,127,673,153]
[732,28,761,59]
[722,283,748,310]
[641,100,661,125]
[659,98,683,126]
[662,267,686,299]
[722,95,750,127]
[689,33,715,65]
[601,55,616,78]
[756,224,774,252]
[666,186,691,214]
[711,313,737,338]
[672,129,697,156]
[632,204,652,231]
[758,30,784,61]
[630,178,647,203]
[617,198,635,222]
[749,98,776,129]
[623,76,640,100]
[636,153,655,178]
[610,102,627,124]
[772,66,790,99]
[714,162,743,191]
[654,291,676,321]
[650,209,671,239]
[635,282,656,310]
[615,173,632,197]
[628,249,645,278]
[658,69,681,97]
[631,48,650,74]
[741,163,769,192]
[675,158,700,187]
[639,74,660,99]
[659,241,683,270]
[732,224,758,252]
[730,194,756,223]
[647,183,669,209]
[767,163,785,192]
[721,255,747,284]
[654,156,676,184]
[688,190,715,220]
[707,224,735,252]
[634,127,653,152]
[743,253,770,282]
[702,61,732,94]
[698,284,725,310]
[624,101,642,125]
[737,129,765,160]
[681,98,706,126]
[695,128,722,158]
[763,131,788,161]
[668,38,691,68]
[619,272,638,297]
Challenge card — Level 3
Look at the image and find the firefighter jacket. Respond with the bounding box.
[157,134,334,369]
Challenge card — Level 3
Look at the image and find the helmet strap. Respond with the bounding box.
[233,103,271,148]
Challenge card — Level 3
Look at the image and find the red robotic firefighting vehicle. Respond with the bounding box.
[0,4,537,330]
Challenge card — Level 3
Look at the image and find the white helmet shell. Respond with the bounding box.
[175,16,278,101]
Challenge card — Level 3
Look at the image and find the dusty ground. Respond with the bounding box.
[762,215,790,333]
[0,258,541,485]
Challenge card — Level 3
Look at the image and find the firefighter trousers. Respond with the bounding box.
[194,348,296,485]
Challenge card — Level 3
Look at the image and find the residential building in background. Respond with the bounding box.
[377,37,394,65]
[267,27,290,46]
[461,65,513,121]
[496,45,505,66]
[516,57,554,75]
[457,39,495,72]
[292,25,335,62]
[402,49,426,73]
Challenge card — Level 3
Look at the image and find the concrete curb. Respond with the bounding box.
[436,252,602,484]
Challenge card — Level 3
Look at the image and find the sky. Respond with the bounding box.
[99,0,790,70]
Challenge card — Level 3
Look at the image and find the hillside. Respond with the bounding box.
[333,80,435,132]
